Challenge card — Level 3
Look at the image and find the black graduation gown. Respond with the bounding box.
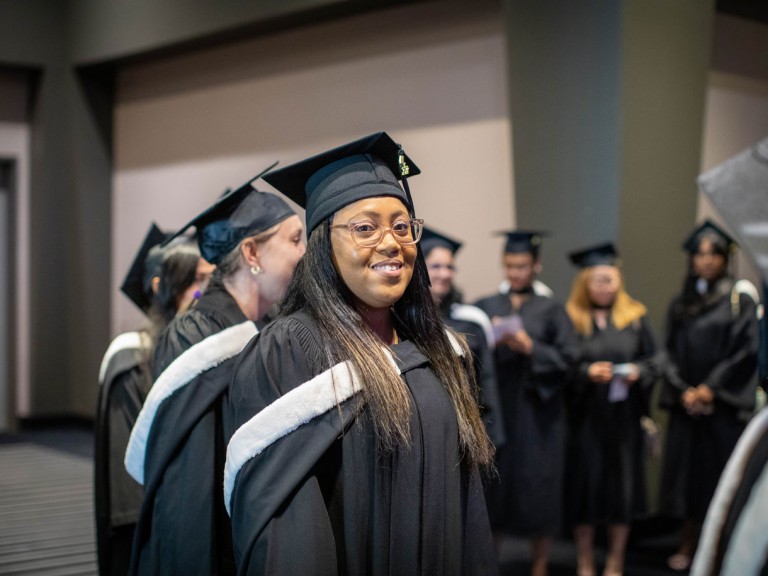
[441,302,506,447]
[226,312,499,576]
[659,280,759,522]
[95,331,153,576]
[566,317,658,525]
[127,282,257,576]
[474,292,579,537]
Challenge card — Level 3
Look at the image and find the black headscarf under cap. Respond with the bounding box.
[262,132,421,232]
[121,222,169,313]
[568,242,619,268]
[162,162,296,265]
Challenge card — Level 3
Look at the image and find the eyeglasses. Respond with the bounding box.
[330,218,424,248]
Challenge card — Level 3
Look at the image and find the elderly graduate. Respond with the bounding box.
[124,169,305,576]
[225,132,498,576]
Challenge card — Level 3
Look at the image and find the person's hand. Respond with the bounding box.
[587,361,613,384]
[508,329,534,356]
[696,383,714,404]
[682,387,698,412]
[696,384,715,415]
[623,363,640,384]
[498,331,517,349]
[682,386,714,416]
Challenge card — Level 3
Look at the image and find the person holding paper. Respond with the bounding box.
[564,243,658,576]
[475,231,578,576]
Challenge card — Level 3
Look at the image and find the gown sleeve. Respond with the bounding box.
[529,304,580,380]
[474,328,507,447]
[660,298,689,403]
[634,317,660,391]
[704,293,759,410]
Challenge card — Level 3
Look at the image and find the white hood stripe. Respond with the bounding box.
[451,303,495,349]
[99,331,148,385]
[124,321,258,485]
[224,329,462,515]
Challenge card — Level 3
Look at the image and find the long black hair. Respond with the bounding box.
[677,233,733,318]
[279,218,493,466]
[148,243,200,335]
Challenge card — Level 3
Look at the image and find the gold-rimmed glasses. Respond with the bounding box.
[330,218,424,248]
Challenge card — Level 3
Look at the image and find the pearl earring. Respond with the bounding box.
[250,265,262,275]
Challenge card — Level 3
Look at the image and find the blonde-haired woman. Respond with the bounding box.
[565,244,658,576]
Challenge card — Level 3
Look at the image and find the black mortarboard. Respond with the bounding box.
[163,162,295,265]
[120,223,168,313]
[681,219,737,255]
[421,226,462,256]
[262,132,421,232]
[496,230,546,257]
[568,243,620,268]
[698,138,768,281]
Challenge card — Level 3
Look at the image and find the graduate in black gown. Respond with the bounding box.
[659,220,759,572]
[474,232,578,576]
[95,225,211,575]
[422,226,506,447]
[124,171,305,576]
[564,243,658,576]
[690,137,768,576]
[225,132,498,576]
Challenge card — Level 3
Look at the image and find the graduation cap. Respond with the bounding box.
[262,132,421,233]
[120,223,168,313]
[682,219,737,255]
[568,242,620,268]
[496,230,547,257]
[163,162,296,265]
[420,226,462,256]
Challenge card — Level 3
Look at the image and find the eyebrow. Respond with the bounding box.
[349,209,408,220]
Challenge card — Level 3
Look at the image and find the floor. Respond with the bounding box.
[497,525,683,576]
[0,424,686,576]
[0,424,97,575]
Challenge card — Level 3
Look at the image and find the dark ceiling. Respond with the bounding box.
[717,0,768,24]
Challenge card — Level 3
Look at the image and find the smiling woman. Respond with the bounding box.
[330,198,420,314]
[225,132,497,576]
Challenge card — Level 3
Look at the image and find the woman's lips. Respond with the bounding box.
[371,260,404,278]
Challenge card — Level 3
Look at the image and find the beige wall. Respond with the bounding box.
[698,14,768,287]
[112,1,513,334]
[699,73,768,286]
[0,122,31,419]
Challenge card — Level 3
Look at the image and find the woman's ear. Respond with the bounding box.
[151,276,161,295]
[240,238,260,269]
